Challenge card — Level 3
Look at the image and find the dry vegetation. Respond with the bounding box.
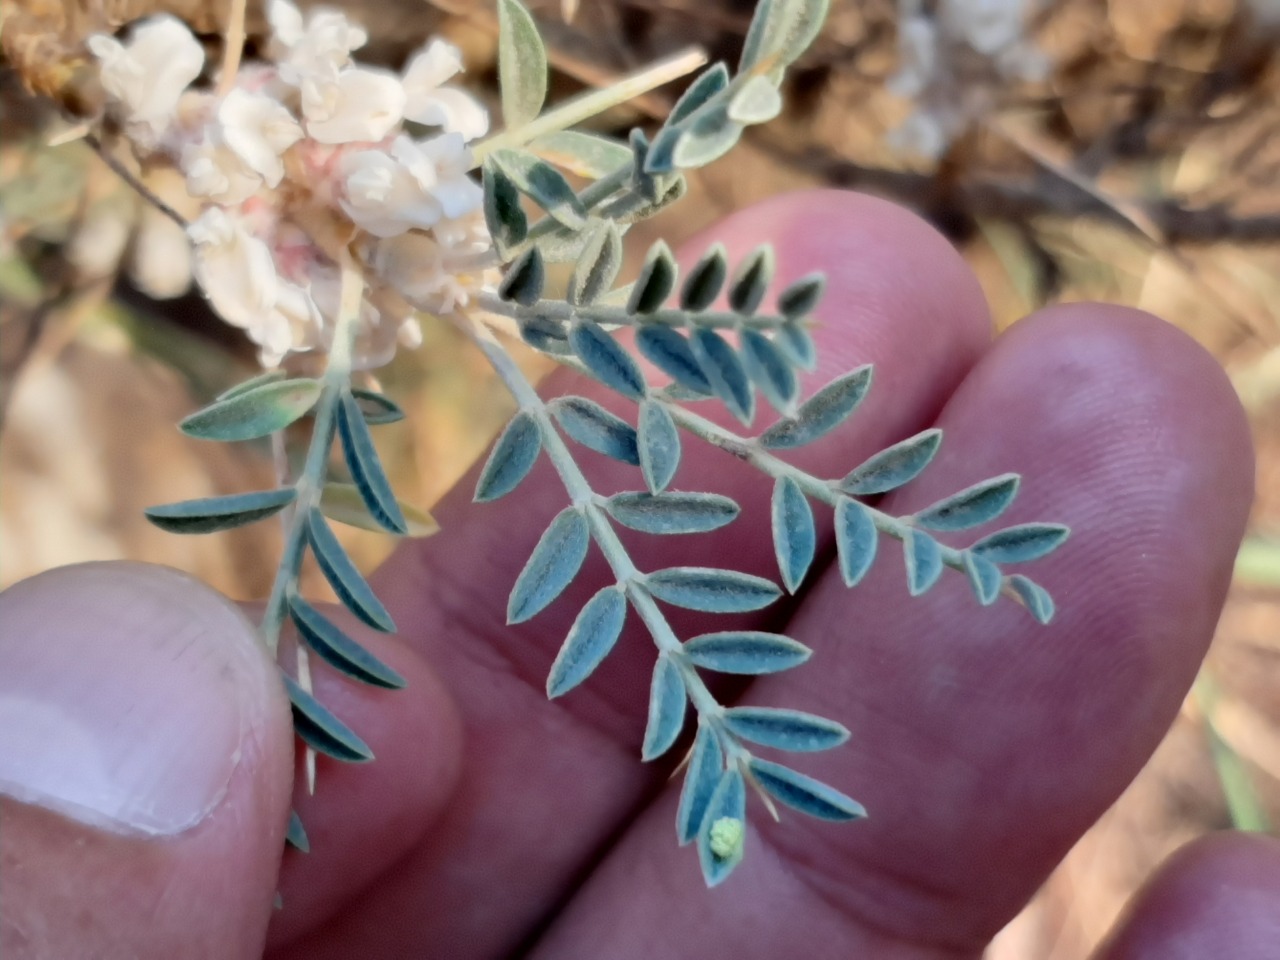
[1,1,1277,955]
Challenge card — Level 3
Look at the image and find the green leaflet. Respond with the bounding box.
[759,365,873,449]
[508,507,590,624]
[834,497,877,587]
[776,273,825,319]
[747,756,865,822]
[567,221,623,306]
[741,329,797,416]
[839,428,942,495]
[306,507,395,632]
[490,149,586,229]
[641,652,687,761]
[971,523,1070,564]
[681,244,728,311]
[532,130,631,179]
[350,389,404,425]
[739,0,829,76]
[1009,574,1055,624]
[727,75,783,124]
[285,809,310,852]
[605,491,739,535]
[181,378,322,442]
[475,409,543,502]
[318,482,438,537]
[498,247,545,305]
[914,473,1020,531]
[636,326,713,396]
[775,320,816,370]
[728,246,776,315]
[771,475,814,593]
[546,585,627,698]
[337,391,408,535]
[496,0,547,128]
[963,550,1003,606]
[145,488,296,534]
[677,721,725,844]
[903,529,944,596]
[216,368,287,401]
[282,673,373,763]
[568,319,647,401]
[628,241,678,314]
[638,399,681,494]
[483,157,528,255]
[722,706,849,752]
[669,63,730,126]
[288,593,405,690]
[645,567,781,613]
[683,631,811,675]
[697,767,746,886]
[550,396,640,465]
[690,328,754,425]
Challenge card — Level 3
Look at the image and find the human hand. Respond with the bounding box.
[2,191,1275,960]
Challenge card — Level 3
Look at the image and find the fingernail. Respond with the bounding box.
[0,562,270,835]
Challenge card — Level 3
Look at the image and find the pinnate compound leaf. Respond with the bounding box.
[771,475,814,593]
[642,652,687,761]
[145,488,295,534]
[747,757,865,821]
[840,428,942,495]
[338,391,407,534]
[532,130,630,178]
[508,507,590,624]
[306,508,394,632]
[776,320,816,370]
[282,673,373,762]
[550,396,640,465]
[669,62,730,126]
[683,631,811,674]
[350,389,405,425]
[1009,574,1055,624]
[491,149,586,229]
[498,247,545,305]
[759,365,873,449]
[963,550,1003,606]
[638,399,681,493]
[741,329,797,415]
[636,326,712,395]
[285,809,310,852]
[217,368,287,401]
[546,586,627,698]
[723,705,849,752]
[628,241,678,314]
[646,567,781,613]
[677,721,726,844]
[728,75,783,124]
[181,378,322,442]
[569,319,647,400]
[914,473,1020,531]
[496,0,547,128]
[681,244,728,311]
[740,0,830,76]
[690,328,754,424]
[970,523,1070,564]
[475,409,543,502]
[288,594,405,689]
[606,491,739,535]
[319,482,438,537]
[903,528,943,596]
[698,767,746,886]
[776,273,825,319]
[568,221,623,306]
[483,157,528,252]
[728,246,775,315]
[834,497,877,586]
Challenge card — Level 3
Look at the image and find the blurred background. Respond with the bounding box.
[1,1,1277,955]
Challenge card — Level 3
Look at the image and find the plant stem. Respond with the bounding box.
[476,292,794,332]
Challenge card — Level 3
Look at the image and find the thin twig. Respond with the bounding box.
[83,134,188,230]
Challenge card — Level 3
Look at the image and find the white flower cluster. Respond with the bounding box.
[887,0,1048,160]
[87,2,496,368]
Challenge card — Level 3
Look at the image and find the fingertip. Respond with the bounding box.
[1093,833,1280,960]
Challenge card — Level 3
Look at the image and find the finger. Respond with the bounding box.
[0,562,293,959]
[1092,833,1280,960]
[530,306,1254,958]
[281,190,993,958]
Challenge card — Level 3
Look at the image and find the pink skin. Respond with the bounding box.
[0,191,1270,960]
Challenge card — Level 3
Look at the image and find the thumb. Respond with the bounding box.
[0,561,294,959]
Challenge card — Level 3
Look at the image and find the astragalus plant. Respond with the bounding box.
[71,0,1068,886]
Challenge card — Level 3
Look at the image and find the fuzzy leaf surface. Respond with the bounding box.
[642,653,687,760]
[508,507,590,623]
[475,409,543,502]
[904,528,944,596]
[747,757,865,821]
[338,391,407,534]
[963,550,1003,606]
[690,328,754,424]
[834,497,878,586]
[306,508,394,632]
[181,379,322,442]
[288,594,405,689]
[550,396,640,465]
[698,768,746,886]
[282,674,373,763]
[677,721,725,844]
[839,428,942,495]
[350,389,404,425]
[568,221,623,306]
[497,0,547,128]
[741,329,797,415]
[970,523,1070,564]
[914,474,1020,531]
[532,130,630,178]
[628,241,678,314]
[722,706,849,751]
[771,475,814,592]
[319,483,438,537]
[144,488,296,534]
[636,326,712,395]
[759,365,872,449]
[491,149,586,229]
[683,631,811,674]
[569,319,647,400]
[1009,574,1055,623]
[606,491,739,535]
[546,586,627,697]
[646,567,781,613]
[638,399,681,493]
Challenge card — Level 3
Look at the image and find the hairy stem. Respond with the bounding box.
[476,292,796,332]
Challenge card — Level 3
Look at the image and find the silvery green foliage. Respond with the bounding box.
[147,0,1069,886]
